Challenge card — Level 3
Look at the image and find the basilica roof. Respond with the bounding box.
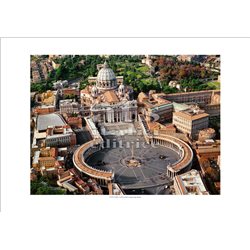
[97,61,116,82]
[103,90,119,103]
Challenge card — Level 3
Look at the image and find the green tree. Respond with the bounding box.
[31,176,66,195]
[55,67,62,80]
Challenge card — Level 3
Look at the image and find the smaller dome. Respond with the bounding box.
[91,85,98,97]
[118,82,125,91]
[118,83,125,96]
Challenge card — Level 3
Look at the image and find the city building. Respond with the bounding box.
[194,139,220,164]
[198,128,216,142]
[36,113,66,132]
[172,102,190,112]
[59,99,80,114]
[52,80,68,90]
[194,140,220,194]
[176,55,195,62]
[137,91,173,122]
[31,146,64,177]
[31,59,54,83]
[204,90,220,117]
[33,113,76,148]
[108,183,125,195]
[62,87,80,98]
[173,169,209,195]
[147,122,176,136]
[167,90,220,117]
[31,60,41,83]
[168,80,181,90]
[45,126,76,147]
[141,55,153,66]
[51,60,61,70]
[37,90,57,106]
[57,168,103,194]
[33,105,55,115]
[166,90,220,106]
[62,113,82,129]
[173,107,209,138]
[39,60,53,80]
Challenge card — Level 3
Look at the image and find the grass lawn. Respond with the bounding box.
[207,81,220,89]
[138,65,149,73]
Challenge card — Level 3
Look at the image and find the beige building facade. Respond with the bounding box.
[173,109,209,138]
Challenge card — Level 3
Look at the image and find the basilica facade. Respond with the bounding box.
[80,62,138,123]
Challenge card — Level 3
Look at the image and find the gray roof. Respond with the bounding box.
[37,114,66,131]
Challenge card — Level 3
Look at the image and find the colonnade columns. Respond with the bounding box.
[107,111,114,123]
[167,169,171,178]
[172,171,175,178]
[125,110,129,122]
[167,169,176,179]
[99,178,103,186]
[107,112,110,123]
[97,178,109,186]
[134,112,138,121]
[130,111,137,121]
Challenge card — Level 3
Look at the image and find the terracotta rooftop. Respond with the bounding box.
[138,92,148,100]
[147,121,165,131]
[76,178,85,185]
[173,111,209,121]
[58,170,73,182]
[50,148,58,157]
[55,161,61,167]
[166,89,220,96]
[103,90,119,103]
[38,156,55,161]
[165,124,176,129]
[81,88,90,94]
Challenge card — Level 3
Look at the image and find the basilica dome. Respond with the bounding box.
[96,61,117,90]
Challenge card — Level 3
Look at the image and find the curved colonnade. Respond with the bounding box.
[73,134,193,186]
[151,135,193,178]
[73,138,114,186]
